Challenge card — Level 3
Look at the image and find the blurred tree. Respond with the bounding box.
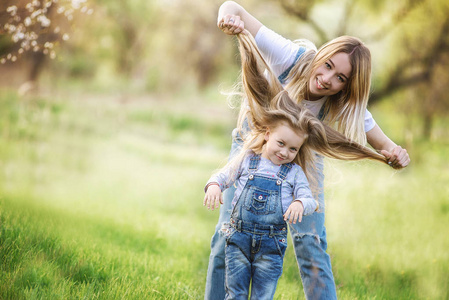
[402,22,449,138]
[92,0,158,78]
[2,0,447,139]
[276,0,449,138]
[151,0,232,90]
[0,0,92,92]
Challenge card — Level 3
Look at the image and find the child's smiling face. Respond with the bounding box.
[262,123,306,165]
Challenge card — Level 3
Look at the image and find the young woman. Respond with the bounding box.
[204,32,389,299]
[205,2,410,299]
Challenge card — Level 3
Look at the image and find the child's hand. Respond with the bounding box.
[283,200,304,224]
[203,184,223,210]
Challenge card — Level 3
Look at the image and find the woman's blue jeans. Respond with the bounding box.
[204,134,337,300]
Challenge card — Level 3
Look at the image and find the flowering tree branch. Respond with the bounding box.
[0,0,93,64]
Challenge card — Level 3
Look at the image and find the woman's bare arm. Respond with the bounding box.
[366,124,410,169]
[217,1,263,37]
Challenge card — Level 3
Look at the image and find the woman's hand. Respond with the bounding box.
[284,200,304,224]
[366,125,411,169]
[204,184,223,210]
[218,14,245,35]
[381,145,410,169]
[216,1,263,36]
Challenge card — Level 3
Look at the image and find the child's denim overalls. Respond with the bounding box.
[225,154,291,300]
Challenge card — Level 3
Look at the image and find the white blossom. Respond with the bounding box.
[24,17,32,27]
[12,32,25,42]
[37,15,51,27]
[6,6,18,14]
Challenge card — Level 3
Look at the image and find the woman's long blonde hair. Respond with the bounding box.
[225,32,386,192]
[245,35,371,145]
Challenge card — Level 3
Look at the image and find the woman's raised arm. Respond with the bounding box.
[217,1,263,37]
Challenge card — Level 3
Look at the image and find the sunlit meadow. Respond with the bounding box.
[0,89,448,299]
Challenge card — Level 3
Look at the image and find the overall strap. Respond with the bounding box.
[277,162,293,180]
[248,153,261,171]
[278,47,306,84]
[317,101,329,121]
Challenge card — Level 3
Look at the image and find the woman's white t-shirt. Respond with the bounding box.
[255,26,376,132]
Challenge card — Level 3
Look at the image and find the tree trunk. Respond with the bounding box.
[422,112,433,139]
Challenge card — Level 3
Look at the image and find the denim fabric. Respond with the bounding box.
[224,154,289,299]
[277,47,306,84]
[225,227,287,300]
[288,155,337,299]
[289,212,336,299]
[204,131,242,300]
[205,133,337,300]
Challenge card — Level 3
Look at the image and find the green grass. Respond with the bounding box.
[0,89,448,299]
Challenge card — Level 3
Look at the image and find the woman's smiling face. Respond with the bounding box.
[308,52,352,100]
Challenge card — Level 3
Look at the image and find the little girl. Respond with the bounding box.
[203,32,388,299]
[204,116,318,300]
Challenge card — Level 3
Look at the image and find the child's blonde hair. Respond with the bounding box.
[225,32,386,194]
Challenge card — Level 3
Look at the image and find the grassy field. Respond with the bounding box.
[0,89,448,299]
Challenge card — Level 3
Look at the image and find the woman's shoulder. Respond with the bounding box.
[256,26,316,54]
[255,26,303,75]
[292,38,317,52]
[257,26,316,49]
